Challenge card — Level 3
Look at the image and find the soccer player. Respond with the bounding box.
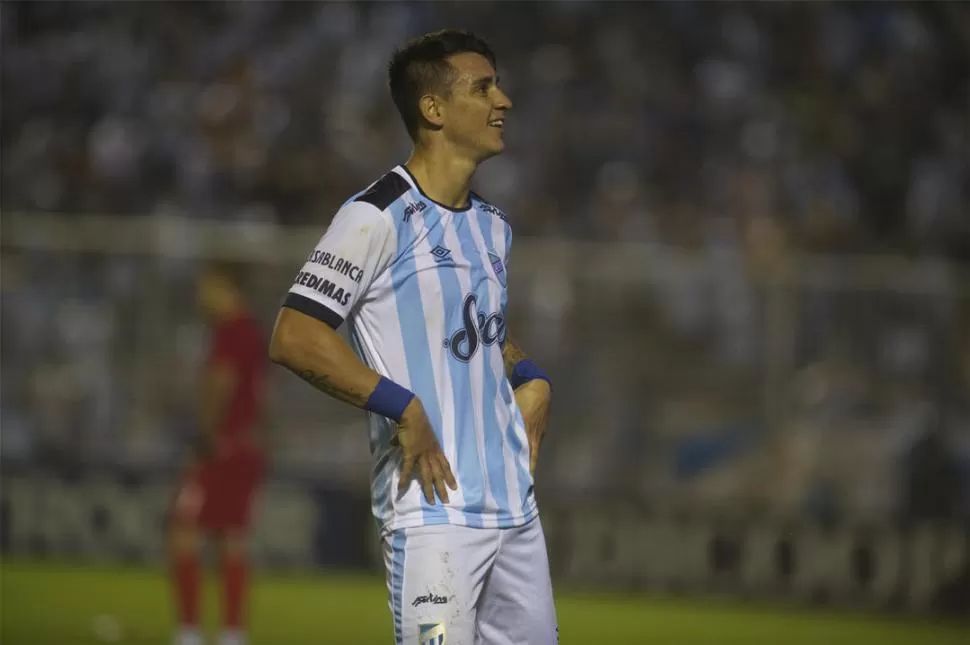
[269,29,557,645]
[169,261,267,645]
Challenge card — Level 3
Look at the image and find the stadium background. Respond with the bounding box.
[1,1,969,643]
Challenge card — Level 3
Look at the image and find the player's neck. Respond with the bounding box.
[404,148,477,210]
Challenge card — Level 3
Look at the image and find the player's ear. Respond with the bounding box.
[419,94,445,129]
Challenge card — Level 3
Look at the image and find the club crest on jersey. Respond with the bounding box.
[419,623,445,645]
[447,293,506,362]
[487,252,507,287]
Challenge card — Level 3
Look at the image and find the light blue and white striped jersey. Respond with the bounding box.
[284,165,536,534]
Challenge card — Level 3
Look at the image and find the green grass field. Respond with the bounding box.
[1,559,967,645]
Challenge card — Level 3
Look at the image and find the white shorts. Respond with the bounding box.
[382,517,558,645]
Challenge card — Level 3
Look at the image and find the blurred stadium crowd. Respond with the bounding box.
[3,1,968,255]
[2,1,969,524]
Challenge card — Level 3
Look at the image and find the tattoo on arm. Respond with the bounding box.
[502,335,529,378]
[290,367,370,408]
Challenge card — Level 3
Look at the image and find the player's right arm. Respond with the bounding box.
[268,201,456,504]
[269,307,379,407]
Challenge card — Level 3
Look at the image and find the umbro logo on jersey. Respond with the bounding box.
[431,245,454,265]
[403,200,428,222]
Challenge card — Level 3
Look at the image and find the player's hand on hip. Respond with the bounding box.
[393,398,458,505]
[514,379,551,475]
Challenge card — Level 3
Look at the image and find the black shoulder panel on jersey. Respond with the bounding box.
[354,172,410,211]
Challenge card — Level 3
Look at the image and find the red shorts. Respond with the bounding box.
[172,448,266,532]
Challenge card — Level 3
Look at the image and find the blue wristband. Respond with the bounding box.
[366,377,415,423]
[509,359,550,390]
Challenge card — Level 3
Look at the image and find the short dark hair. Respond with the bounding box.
[388,29,497,141]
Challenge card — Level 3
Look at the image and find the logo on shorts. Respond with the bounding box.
[419,623,446,645]
[412,592,448,608]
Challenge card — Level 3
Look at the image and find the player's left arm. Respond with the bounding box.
[503,334,551,475]
[502,334,551,397]
[498,216,552,474]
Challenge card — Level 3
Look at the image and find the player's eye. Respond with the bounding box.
[474,76,498,95]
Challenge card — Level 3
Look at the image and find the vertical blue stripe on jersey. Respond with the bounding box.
[476,213,530,519]
[388,199,448,526]
[502,382,531,517]
[455,213,511,520]
[423,205,486,526]
[391,531,406,644]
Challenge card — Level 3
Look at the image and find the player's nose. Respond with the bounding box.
[493,87,512,111]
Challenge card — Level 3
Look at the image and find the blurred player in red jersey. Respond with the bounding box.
[169,261,267,645]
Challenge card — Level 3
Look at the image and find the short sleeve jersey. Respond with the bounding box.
[283,166,535,534]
